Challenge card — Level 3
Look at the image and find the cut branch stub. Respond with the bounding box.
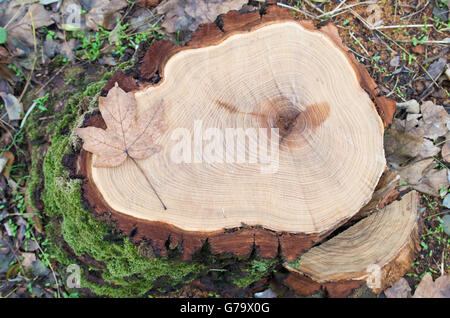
[77,7,395,261]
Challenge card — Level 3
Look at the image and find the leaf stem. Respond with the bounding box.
[129,156,167,210]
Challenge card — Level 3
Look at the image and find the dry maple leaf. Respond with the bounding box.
[413,273,450,298]
[75,82,167,208]
[75,82,166,168]
[384,278,412,298]
[157,0,249,33]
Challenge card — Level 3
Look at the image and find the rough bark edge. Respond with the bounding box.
[81,6,396,262]
[282,191,421,297]
[352,169,400,221]
[281,273,367,298]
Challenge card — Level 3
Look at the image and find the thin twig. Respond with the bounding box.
[374,24,431,30]
[129,156,167,210]
[304,0,324,15]
[349,32,370,56]
[4,286,19,298]
[20,101,37,130]
[433,157,449,170]
[391,39,450,45]
[35,64,68,95]
[3,4,24,29]
[316,1,377,19]
[435,138,449,147]
[426,210,450,219]
[386,76,400,98]
[30,230,61,298]
[328,0,347,17]
[276,3,316,19]
[400,1,429,21]
[347,47,367,61]
[1,239,25,279]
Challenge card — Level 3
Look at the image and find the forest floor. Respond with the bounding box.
[0,0,448,298]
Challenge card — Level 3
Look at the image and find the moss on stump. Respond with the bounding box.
[24,60,278,298]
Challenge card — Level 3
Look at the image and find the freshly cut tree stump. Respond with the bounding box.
[283,191,420,297]
[77,6,396,263]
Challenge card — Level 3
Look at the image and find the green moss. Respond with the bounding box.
[233,259,277,288]
[64,66,87,88]
[40,73,203,296]
[26,58,277,297]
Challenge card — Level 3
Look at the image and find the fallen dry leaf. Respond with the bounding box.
[60,38,77,61]
[384,128,423,165]
[157,0,249,33]
[76,82,167,209]
[21,252,36,272]
[442,133,450,163]
[85,0,128,31]
[418,139,440,160]
[140,0,160,8]
[0,47,15,83]
[75,82,166,168]
[425,57,447,81]
[408,101,449,140]
[6,4,56,54]
[443,142,450,162]
[396,158,449,195]
[398,157,448,196]
[0,92,23,121]
[1,150,15,178]
[413,168,448,196]
[413,274,450,298]
[387,99,449,196]
[398,158,434,185]
[384,278,411,298]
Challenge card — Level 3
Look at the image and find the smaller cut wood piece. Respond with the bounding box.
[284,191,420,297]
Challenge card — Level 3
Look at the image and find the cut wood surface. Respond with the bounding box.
[95,20,386,232]
[76,7,395,261]
[353,169,400,221]
[284,191,420,296]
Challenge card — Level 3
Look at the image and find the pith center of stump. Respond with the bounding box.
[273,108,303,139]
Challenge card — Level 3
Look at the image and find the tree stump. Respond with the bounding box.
[36,6,419,297]
[78,6,394,261]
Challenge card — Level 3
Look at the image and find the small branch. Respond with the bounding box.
[316,1,377,19]
[129,156,167,210]
[276,3,316,19]
[349,32,370,57]
[389,39,450,45]
[325,0,347,17]
[304,0,324,15]
[374,24,431,30]
[30,230,61,298]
